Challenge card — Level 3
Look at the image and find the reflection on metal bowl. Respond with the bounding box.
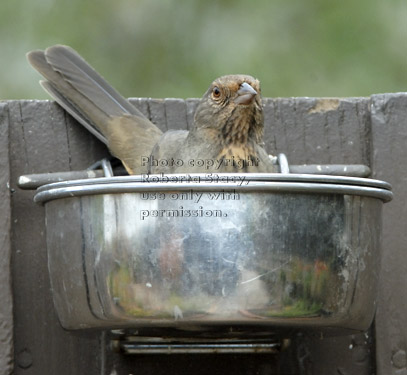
[35,173,392,335]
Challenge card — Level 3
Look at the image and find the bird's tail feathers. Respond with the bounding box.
[40,80,108,144]
[27,45,146,138]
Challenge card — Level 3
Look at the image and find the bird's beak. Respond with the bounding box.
[234,82,258,105]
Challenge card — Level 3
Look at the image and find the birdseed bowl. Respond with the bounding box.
[34,173,392,336]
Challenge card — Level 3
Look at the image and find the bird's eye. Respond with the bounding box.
[212,86,221,99]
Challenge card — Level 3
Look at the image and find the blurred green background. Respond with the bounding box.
[1,0,406,100]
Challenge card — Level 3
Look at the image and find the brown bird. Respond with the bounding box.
[27,45,276,174]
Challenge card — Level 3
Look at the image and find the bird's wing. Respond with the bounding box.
[149,130,189,173]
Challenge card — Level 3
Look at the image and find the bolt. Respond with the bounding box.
[352,346,368,363]
[17,348,33,369]
[392,350,407,369]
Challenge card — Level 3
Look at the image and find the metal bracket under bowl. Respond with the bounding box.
[110,328,291,355]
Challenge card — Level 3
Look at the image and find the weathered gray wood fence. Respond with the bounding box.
[1,93,406,374]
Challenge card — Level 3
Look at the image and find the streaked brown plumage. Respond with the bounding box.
[27,45,276,174]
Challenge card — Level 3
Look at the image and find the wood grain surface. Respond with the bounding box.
[0,103,13,375]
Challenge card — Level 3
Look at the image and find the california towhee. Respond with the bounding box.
[27,45,276,174]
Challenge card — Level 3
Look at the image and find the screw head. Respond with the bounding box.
[392,350,407,369]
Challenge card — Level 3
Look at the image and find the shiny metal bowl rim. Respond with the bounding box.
[34,173,393,204]
[36,172,393,190]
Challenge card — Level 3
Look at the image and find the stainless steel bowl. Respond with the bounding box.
[35,173,392,335]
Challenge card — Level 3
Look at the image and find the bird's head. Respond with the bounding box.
[194,75,264,145]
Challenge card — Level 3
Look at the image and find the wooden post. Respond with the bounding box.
[0,103,13,375]
[371,93,407,375]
